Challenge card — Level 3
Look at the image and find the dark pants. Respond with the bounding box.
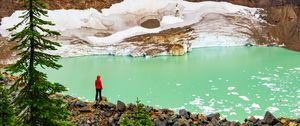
[95,89,102,102]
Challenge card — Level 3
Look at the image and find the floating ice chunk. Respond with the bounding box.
[217,101,223,104]
[244,107,251,114]
[176,83,182,86]
[266,107,279,113]
[251,103,260,109]
[262,83,275,88]
[277,66,284,69]
[259,77,272,81]
[209,80,213,83]
[239,96,250,101]
[203,106,216,115]
[273,74,279,77]
[230,112,237,115]
[189,97,203,106]
[223,108,231,112]
[227,87,235,90]
[254,116,264,119]
[228,92,239,95]
[294,68,300,70]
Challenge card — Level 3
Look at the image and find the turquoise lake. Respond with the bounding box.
[44,47,300,121]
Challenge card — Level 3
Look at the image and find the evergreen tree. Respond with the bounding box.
[0,84,15,126]
[6,0,71,125]
[119,98,152,126]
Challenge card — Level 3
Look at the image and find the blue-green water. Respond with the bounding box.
[44,47,300,120]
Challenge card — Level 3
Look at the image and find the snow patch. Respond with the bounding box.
[161,16,184,26]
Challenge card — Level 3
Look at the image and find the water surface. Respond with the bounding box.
[44,47,300,120]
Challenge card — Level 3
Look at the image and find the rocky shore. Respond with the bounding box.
[1,72,300,126]
[60,94,300,126]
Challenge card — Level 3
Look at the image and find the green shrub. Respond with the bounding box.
[119,98,152,126]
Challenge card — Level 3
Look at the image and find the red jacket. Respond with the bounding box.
[95,75,103,89]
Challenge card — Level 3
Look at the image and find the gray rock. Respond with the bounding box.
[161,108,173,114]
[10,92,17,97]
[107,102,116,108]
[79,107,92,113]
[202,120,209,124]
[211,118,221,126]
[221,121,231,126]
[113,113,120,121]
[274,123,283,126]
[75,101,86,107]
[102,111,113,117]
[172,122,181,126]
[207,113,220,121]
[263,111,279,125]
[87,120,91,124]
[179,109,190,119]
[190,114,198,121]
[296,118,300,123]
[154,119,167,126]
[176,118,190,126]
[69,102,76,109]
[73,110,80,116]
[146,106,154,113]
[229,121,240,126]
[167,115,177,125]
[116,100,126,112]
[108,117,115,126]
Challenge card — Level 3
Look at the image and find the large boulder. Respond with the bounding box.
[263,111,279,125]
[179,109,190,119]
[116,100,126,112]
[207,113,220,121]
[75,100,86,107]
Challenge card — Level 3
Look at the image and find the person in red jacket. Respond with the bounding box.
[95,75,103,104]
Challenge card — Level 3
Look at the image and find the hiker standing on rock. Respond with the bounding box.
[95,75,103,104]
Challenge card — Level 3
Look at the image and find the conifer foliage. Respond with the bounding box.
[119,98,152,126]
[0,84,15,126]
[6,0,70,125]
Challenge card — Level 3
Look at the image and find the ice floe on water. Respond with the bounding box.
[293,67,300,70]
[239,96,250,101]
[251,103,261,109]
[227,86,236,90]
[176,83,182,86]
[227,92,239,95]
[266,107,280,113]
